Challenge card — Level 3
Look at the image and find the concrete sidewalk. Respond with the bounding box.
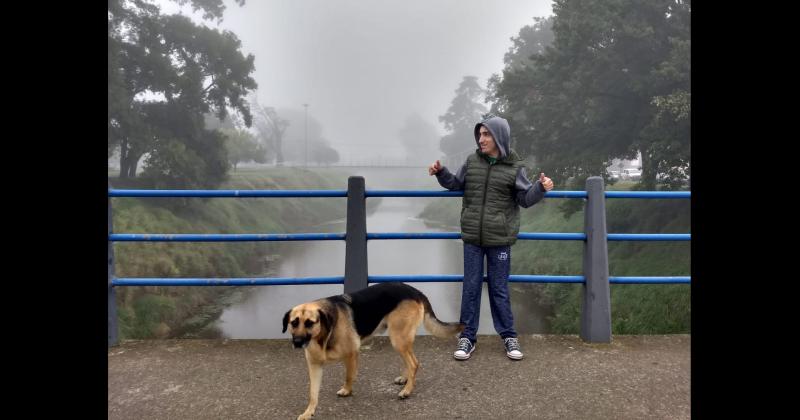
[108,334,690,419]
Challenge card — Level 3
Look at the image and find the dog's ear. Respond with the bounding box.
[318,309,330,332]
[282,310,291,333]
[318,308,336,333]
[317,308,338,347]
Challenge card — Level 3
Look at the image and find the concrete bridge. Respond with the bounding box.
[108,334,690,419]
[108,176,690,418]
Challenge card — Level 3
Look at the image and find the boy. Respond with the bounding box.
[428,115,553,360]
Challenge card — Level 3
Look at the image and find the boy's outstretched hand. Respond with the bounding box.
[428,160,442,176]
[540,173,554,191]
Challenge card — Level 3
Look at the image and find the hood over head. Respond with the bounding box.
[474,116,511,159]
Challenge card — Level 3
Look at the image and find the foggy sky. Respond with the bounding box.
[160,0,553,163]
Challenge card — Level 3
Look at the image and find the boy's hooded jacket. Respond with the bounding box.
[436,116,546,247]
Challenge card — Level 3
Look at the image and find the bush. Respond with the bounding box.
[121,295,176,339]
[111,167,350,339]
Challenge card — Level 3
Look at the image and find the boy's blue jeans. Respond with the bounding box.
[459,243,517,343]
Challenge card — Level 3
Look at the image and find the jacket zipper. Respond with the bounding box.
[478,161,493,246]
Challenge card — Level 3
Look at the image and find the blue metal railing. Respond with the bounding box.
[607,233,690,241]
[605,191,691,199]
[109,232,690,242]
[107,187,690,283]
[108,189,348,198]
[609,276,691,284]
[109,189,690,199]
[112,276,346,286]
[108,179,690,346]
[109,233,346,242]
[114,274,651,286]
[111,274,691,287]
[368,275,588,283]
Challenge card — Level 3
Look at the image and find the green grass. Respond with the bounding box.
[110,167,351,339]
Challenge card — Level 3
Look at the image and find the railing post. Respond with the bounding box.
[581,176,612,343]
[344,176,368,293]
[108,181,119,347]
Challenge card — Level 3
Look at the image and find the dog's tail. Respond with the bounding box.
[420,296,464,338]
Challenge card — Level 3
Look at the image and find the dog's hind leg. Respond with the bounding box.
[337,352,357,397]
[387,301,424,398]
[391,335,419,398]
[391,349,419,386]
[299,361,323,420]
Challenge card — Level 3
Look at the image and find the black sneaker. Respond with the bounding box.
[453,337,475,360]
[504,337,523,360]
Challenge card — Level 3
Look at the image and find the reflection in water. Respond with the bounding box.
[211,168,551,339]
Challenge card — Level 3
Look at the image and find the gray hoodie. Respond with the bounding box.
[435,116,545,208]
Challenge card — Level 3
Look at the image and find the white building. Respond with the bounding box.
[607,151,642,172]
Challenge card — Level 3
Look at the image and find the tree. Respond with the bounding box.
[250,95,290,165]
[310,144,340,166]
[489,0,690,215]
[108,0,257,187]
[136,103,231,188]
[487,16,554,125]
[639,34,690,190]
[275,108,339,166]
[221,128,268,171]
[439,76,487,159]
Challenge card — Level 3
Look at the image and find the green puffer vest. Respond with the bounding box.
[461,149,523,247]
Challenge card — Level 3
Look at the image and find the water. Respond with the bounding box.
[209,167,551,339]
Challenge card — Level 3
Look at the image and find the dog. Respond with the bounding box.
[282,282,464,420]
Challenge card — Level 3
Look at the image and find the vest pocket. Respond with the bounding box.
[461,207,480,240]
[482,210,507,242]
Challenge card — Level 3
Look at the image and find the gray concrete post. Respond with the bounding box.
[108,182,119,347]
[580,176,612,343]
[344,176,368,293]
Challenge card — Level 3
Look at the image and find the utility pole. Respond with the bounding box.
[303,103,309,167]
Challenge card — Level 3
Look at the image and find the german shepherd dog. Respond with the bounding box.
[282,282,464,420]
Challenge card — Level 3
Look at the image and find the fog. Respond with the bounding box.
[160,0,553,163]
[209,167,552,339]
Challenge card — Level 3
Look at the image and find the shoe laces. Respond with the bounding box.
[457,337,472,352]
[504,337,520,352]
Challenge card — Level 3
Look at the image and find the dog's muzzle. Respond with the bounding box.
[292,335,310,349]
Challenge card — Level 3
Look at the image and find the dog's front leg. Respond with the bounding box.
[337,352,357,397]
[299,361,323,420]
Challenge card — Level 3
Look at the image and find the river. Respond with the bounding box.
[205,167,552,339]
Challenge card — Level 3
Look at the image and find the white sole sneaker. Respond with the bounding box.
[453,344,476,360]
[506,351,523,360]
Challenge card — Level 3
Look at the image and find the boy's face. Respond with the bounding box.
[478,126,499,157]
